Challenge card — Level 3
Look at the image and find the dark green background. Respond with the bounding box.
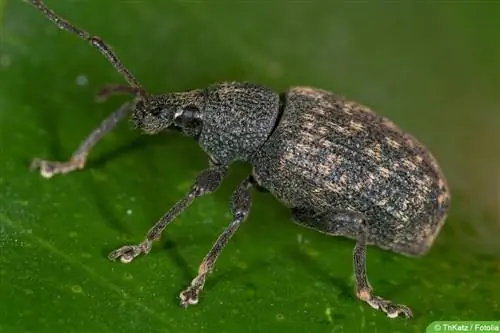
[1,1,499,333]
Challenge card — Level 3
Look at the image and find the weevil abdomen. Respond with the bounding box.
[251,87,450,256]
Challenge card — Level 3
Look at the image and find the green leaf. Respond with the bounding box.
[1,1,499,333]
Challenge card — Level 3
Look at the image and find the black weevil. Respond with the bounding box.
[28,0,450,318]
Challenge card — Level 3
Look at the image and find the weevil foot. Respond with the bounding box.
[179,285,200,308]
[179,274,206,309]
[108,240,152,263]
[352,220,414,319]
[30,157,85,178]
[357,289,413,319]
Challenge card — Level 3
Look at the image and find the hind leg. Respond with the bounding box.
[292,208,413,319]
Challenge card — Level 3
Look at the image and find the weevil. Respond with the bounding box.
[28,0,450,318]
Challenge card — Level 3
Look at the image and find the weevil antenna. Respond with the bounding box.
[29,0,148,98]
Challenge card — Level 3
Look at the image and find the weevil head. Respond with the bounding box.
[132,89,205,137]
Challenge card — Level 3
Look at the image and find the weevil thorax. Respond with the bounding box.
[132,89,206,136]
[132,82,281,165]
[196,82,281,165]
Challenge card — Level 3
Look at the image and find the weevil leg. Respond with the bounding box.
[108,166,227,263]
[96,84,140,102]
[292,208,413,318]
[179,176,253,308]
[30,101,133,178]
[353,221,413,319]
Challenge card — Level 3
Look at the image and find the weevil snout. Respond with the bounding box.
[131,98,175,135]
[132,90,206,136]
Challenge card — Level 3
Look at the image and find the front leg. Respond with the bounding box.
[180,176,253,308]
[108,165,226,263]
[31,100,133,178]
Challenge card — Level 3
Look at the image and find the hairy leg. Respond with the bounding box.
[292,209,413,318]
[180,176,253,308]
[108,166,227,263]
[31,101,133,178]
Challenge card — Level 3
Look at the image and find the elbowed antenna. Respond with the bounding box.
[29,0,147,98]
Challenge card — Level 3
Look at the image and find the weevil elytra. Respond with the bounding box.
[28,0,450,318]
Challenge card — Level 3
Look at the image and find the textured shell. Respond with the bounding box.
[251,87,450,256]
[199,82,280,165]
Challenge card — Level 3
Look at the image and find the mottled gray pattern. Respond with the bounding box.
[251,87,450,256]
[27,0,445,313]
[198,82,280,165]
[132,89,206,135]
